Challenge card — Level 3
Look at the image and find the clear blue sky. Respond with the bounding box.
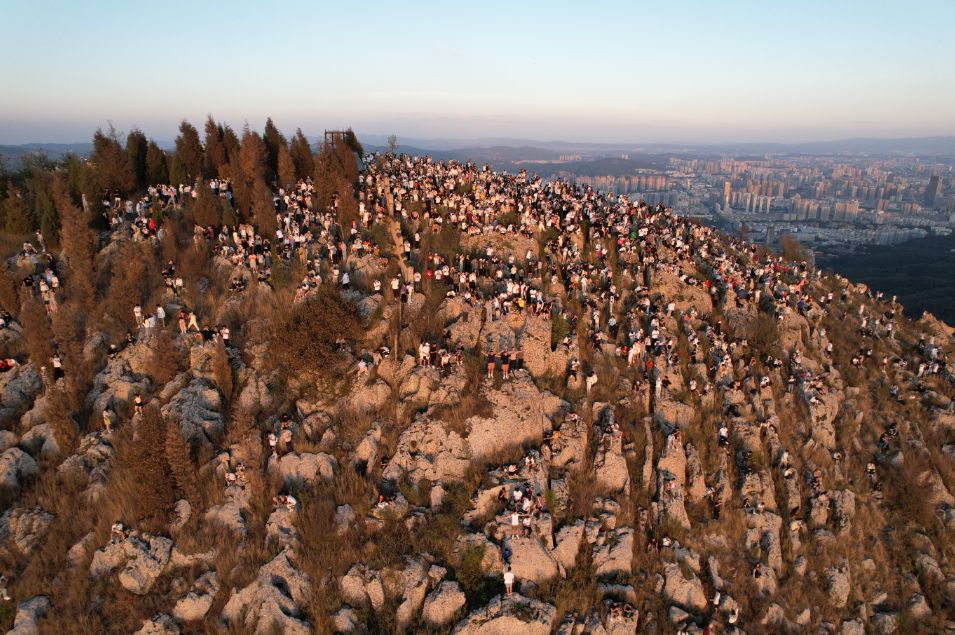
[2,0,954,144]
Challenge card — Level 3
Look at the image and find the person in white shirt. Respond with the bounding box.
[503,566,515,595]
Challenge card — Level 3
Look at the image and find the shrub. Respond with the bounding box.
[270,286,364,379]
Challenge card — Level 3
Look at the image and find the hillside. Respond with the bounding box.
[0,140,953,635]
[822,232,955,326]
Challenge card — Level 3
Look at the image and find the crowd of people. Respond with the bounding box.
[6,145,954,629]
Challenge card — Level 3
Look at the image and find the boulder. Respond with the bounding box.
[351,423,381,473]
[118,534,174,595]
[521,314,570,379]
[594,434,630,497]
[350,379,392,414]
[134,614,181,635]
[0,364,42,425]
[7,596,49,635]
[86,356,149,414]
[384,416,471,483]
[451,594,556,635]
[266,507,300,550]
[550,521,585,572]
[161,378,223,452]
[331,606,362,633]
[18,423,60,460]
[654,399,694,432]
[593,528,634,578]
[507,536,559,585]
[0,447,38,493]
[465,372,563,460]
[826,565,851,608]
[172,571,220,622]
[663,563,707,613]
[57,432,114,491]
[0,506,53,555]
[548,413,589,470]
[221,551,311,634]
[422,581,467,628]
[339,564,385,611]
[270,452,337,488]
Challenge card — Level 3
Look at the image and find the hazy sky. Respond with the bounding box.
[2,0,954,144]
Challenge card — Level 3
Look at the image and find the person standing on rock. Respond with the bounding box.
[503,565,515,596]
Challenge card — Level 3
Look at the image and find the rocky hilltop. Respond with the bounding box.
[0,146,954,635]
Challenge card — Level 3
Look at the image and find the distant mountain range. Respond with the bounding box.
[4,135,955,169]
[0,142,93,164]
[359,134,955,157]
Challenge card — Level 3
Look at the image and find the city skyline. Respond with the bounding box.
[2,0,955,145]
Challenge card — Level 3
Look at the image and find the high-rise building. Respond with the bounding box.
[925,174,941,206]
[722,181,731,210]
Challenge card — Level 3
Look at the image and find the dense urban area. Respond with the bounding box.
[0,121,952,634]
[541,153,955,256]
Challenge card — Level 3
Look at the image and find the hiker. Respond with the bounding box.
[102,408,115,434]
[503,565,515,596]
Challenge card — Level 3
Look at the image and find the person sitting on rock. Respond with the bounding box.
[110,521,126,544]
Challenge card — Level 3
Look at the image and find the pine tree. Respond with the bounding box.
[239,127,267,184]
[289,128,315,181]
[91,125,135,195]
[53,177,96,309]
[126,128,148,191]
[129,404,175,527]
[190,183,221,227]
[0,267,18,316]
[263,117,287,183]
[252,179,277,236]
[44,386,78,455]
[165,421,201,509]
[19,295,53,369]
[174,120,204,183]
[145,141,169,185]
[210,339,234,399]
[221,125,241,165]
[2,185,33,234]
[277,143,296,189]
[203,115,229,178]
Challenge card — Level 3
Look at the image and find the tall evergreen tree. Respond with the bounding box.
[174,120,204,183]
[53,176,96,309]
[289,128,315,181]
[91,125,135,195]
[203,115,228,177]
[263,117,287,182]
[126,128,149,191]
[145,141,169,185]
[277,143,296,188]
[2,185,33,234]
